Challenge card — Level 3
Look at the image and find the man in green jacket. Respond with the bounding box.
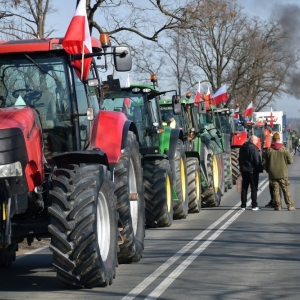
[263,132,295,211]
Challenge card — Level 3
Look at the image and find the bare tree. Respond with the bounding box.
[229,18,297,111]
[0,0,57,39]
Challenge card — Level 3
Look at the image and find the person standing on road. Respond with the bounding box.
[263,132,296,211]
[238,135,264,211]
[293,136,299,155]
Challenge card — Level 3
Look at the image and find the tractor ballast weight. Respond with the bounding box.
[103,83,188,228]
[0,35,145,288]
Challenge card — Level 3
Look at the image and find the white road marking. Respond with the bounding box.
[122,178,268,300]
[146,179,269,299]
[16,245,49,260]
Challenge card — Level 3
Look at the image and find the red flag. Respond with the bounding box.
[269,107,274,127]
[194,82,201,107]
[234,107,239,120]
[244,102,253,117]
[212,85,228,105]
[62,0,92,81]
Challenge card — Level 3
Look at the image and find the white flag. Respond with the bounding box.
[125,73,130,87]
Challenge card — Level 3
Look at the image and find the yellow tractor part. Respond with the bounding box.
[213,155,219,194]
[166,174,172,212]
[180,157,186,202]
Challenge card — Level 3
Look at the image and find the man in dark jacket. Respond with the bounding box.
[263,132,295,211]
[238,135,264,210]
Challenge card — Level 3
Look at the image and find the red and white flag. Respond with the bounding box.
[194,81,201,107]
[244,102,253,117]
[269,106,274,127]
[234,107,240,120]
[212,84,228,105]
[62,0,92,81]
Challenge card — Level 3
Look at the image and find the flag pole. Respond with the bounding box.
[81,40,84,81]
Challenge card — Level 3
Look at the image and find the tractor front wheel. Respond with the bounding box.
[172,140,188,219]
[143,159,173,228]
[186,157,201,213]
[48,164,118,288]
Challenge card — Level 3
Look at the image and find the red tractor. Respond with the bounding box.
[0,34,145,288]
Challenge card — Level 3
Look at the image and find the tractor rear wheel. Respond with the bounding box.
[186,157,201,213]
[48,164,118,288]
[115,131,145,264]
[202,154,221,207]
[143,159,173,228]
[172,140,188,219]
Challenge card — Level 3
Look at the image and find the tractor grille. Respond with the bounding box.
[0,128,28,165]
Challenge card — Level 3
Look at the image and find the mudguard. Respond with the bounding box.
[91,110,137,164]
[0,107,44,191]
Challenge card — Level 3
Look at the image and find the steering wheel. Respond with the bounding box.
[12,88,42,105]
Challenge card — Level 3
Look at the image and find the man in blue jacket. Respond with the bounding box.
[238,135,264,210]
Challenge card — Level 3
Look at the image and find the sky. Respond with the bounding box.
[47,0,300,118]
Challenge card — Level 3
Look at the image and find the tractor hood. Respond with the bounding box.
[0,106,39,132]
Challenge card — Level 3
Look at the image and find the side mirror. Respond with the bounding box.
[172,95,181,115]
[197,101,206,114]
[113,46,132,72]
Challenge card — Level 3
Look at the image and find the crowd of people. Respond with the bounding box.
[238,131,296,211]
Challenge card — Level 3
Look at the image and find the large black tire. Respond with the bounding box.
[48,164,118,288]
[115,131,145,264]
[231,148,240,185]
[186,157,201,213]
[218,154,225,196]
[143,159,173,228]
[172,140,188,219]
[0,244,18,267]
[223,152,233,191]
[202,154,221,207]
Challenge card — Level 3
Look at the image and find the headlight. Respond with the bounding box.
[0,162,23,177]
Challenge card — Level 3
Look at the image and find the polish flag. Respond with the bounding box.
[212,85,228,105]
[194,81,201,107]
[244,102,253,117]
[269,107,274,127]
[234,107,240,120]
[62,0,92,81]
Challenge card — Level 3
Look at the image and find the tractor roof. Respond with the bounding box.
[0,37,102,54]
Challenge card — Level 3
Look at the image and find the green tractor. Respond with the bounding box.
[210,107,234,191]
[159,93,225,208]
[102,80,188,228]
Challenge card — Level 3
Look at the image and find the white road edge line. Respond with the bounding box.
[122,178,268,300]
[145,179,269,300]
[16,245,49,260]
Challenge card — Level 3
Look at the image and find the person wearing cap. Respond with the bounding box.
[263,132,295,211]
[238,135,264,211]
[162,112,177,129]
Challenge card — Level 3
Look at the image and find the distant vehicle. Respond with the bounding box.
[253,111,287,145]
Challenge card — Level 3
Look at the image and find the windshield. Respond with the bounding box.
[103,90,159,146]
[160,105,182,129]
[0,55,74,160]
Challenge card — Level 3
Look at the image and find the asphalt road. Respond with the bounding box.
[1,155,300,300]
